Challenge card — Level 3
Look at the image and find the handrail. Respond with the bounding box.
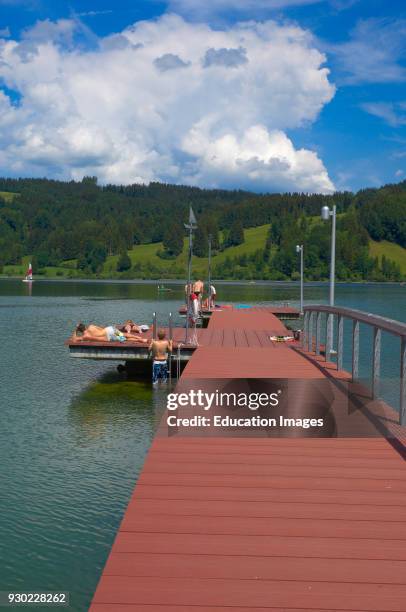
[302,304,406,425]
[303,305,406,338]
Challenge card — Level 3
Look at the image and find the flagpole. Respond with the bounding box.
[208,234,212,309]
[184,206,197,344]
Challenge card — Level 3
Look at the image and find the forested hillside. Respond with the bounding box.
[0,176,404,281]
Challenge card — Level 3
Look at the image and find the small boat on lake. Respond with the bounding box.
[157,285,173,292]
[22,262,34,283]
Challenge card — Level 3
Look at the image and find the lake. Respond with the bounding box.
[0,279,405,610]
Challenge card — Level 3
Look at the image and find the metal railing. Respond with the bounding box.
[302,305,406,426]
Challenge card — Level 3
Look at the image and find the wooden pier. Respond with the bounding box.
[89,307,406,611]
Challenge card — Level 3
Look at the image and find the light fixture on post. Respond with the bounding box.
[321,204,337,358]
[184,206,197,343]
[295,244,304,315]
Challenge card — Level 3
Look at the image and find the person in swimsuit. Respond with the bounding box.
[193,279,204,311]
[149,329,173,384]
[193,279,204,297]
[209,284,217,307]
[74,323,147,343]
[117,319,142,334]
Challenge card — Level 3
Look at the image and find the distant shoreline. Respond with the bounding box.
[0,276,404,287]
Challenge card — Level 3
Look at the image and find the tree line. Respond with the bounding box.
[0,176,404,281]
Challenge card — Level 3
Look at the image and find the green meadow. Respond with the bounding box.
[369,239,406,275]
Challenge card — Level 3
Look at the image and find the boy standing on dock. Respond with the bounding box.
[149,329,173,384]
[193,279,204,309]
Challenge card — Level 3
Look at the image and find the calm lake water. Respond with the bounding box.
[0,279,405,610]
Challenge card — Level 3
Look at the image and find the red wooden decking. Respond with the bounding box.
[90,308,406,612]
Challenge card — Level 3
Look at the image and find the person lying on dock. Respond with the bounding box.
[117,319,141,334]
[149,329,173,384]
[74,323,148,343]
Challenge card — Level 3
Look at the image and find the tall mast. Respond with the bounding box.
[184,206,197,343]
[208,234,212,309]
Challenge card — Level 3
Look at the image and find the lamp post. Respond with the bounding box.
[321,204,337,357]
[207,234,212,309]
[295,244,304,315]
[184,206,197,343]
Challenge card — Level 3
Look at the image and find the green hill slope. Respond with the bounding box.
[0,191,18,203]
[3,225,270,279]
[104,224,270,278]
[369,240,406,275]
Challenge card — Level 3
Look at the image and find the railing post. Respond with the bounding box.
[372,326,381,399]
[325,313,333,361]
[152,312,157,340]
[400,337,406,426]
[303,311,309,349]
[168,312,173,342]
[352,320,359,381]
[168,312,173,381]
[315,311,321,356]
[337,315,344,371]
[307,311,314,353]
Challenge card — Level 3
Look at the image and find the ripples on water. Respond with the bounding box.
[0,280,405,610]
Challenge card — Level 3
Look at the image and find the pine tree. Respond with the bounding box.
[206,219,220,251]
[227,219,244,246]
[117,251,131,272]
[163,223,184,256]
[194,226,208,257]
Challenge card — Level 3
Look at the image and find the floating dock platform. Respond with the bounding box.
[66,306,300,362]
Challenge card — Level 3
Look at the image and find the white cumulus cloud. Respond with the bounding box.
[0,14,335,192]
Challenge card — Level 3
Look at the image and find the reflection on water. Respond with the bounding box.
[69,372,155,442]
[0,279,405,610]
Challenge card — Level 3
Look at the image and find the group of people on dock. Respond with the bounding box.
[74,320,149,343]
[185,279,217,312]
[73,280,218,385]
[74,320,172,385]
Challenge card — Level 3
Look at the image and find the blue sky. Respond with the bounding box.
[0,0,405,193]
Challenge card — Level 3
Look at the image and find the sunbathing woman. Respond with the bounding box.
[117,319,142,334]
[74,323,147,343]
